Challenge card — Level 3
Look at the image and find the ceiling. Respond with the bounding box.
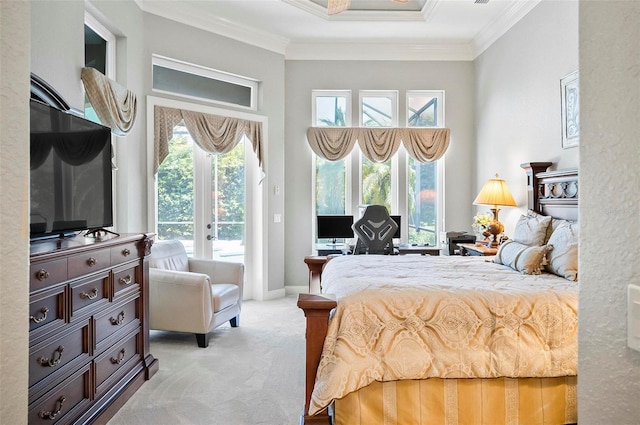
[135,0,541,60]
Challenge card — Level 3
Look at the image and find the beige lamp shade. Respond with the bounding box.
[473,174,517,207]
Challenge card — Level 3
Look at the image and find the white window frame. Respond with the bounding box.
[311,90,352,126]
[152,55,259,111]
[359,90,398,127]
[406,90,445,127]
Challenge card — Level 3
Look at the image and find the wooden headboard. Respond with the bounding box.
[521,162,578,222]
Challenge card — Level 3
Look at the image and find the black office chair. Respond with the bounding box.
[352,205,398,255]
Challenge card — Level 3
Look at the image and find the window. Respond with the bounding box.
[152,55,258,110]
[312,89,445,246]
[312,91,351,216]
[406,91,444,245]
[84,13,115,124]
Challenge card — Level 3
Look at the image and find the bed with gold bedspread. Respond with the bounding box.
[297,163,579,425]
[313,255,577,424]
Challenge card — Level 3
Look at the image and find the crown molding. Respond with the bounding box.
[136,0,289,55]
[471,0,541,58]
[285,41,474,61]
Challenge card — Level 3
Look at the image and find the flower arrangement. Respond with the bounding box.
[472,212,493,235]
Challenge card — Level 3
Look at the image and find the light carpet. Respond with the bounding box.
[108,295,306,425]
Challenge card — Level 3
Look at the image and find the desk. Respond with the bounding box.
[397,245,441,256]
[459,243,498,256]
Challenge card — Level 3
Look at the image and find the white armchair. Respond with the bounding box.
[148,240,244,348]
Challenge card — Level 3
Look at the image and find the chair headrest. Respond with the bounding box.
[149,240,189,272]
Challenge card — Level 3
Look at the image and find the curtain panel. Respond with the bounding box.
[307,127,450,163]
[153,105,264,174]
[81,67,137,136]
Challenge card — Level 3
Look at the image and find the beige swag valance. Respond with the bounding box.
[307,127,450,163]
[153,106,263,174]
[81,67,137,136]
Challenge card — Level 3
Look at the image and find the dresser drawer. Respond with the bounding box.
[95,296,139,346]
[95,331,140,395]
[28,363,91,425]
[113,264,139,297]
[69,273,109,317]
[29,320,90,387]
[68,248,111,279]
[30,258,67,292]
[111,242,138,266]
[29,285,66,333]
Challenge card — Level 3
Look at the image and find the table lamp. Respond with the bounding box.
[473,174,517,248]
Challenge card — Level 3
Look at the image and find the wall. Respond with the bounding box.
[284,60,475,290]
[579,1,640,422]
[0,1,30,422]
[474,1,579,234]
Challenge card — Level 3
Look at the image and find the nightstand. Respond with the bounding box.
[459,243,498,256]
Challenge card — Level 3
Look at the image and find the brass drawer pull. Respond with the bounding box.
[79,288,98,300]
[110,348,126,365]
[38,395,66,420]
[87,257,97,267]
[38,345,64,368]
[122,248,131,257]
[30,307,49,324]
[109,311,125,326]
[119,275,132,285]
[36,269,50,281]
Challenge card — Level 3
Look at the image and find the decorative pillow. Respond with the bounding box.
[513,213,552,246]
[493,239,550,275]
[546,222,579,281]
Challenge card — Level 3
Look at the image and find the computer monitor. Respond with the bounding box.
[316,215,354,245]
[390,215,401,239]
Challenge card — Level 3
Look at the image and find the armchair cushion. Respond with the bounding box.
[149,239,189,272]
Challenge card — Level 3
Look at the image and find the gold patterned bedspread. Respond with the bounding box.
[310,255,578,415]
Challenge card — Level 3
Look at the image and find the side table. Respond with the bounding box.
[459,243,498,256]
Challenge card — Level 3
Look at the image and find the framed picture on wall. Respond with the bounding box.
[561,70,579,148]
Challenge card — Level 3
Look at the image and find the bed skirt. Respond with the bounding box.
[334,376,577,425]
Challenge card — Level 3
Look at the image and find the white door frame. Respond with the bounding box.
[146,96,267,300]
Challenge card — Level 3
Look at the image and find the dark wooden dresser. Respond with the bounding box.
[28,233,158,424]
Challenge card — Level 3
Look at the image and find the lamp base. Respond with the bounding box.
[486,208,504,248]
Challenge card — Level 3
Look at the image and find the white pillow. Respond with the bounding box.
[546,222,579,281]
[513,213,552,246]
[494,240,550,275]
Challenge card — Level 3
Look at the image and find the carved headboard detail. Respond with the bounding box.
[521,162,579,222]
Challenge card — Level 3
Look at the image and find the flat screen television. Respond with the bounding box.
[29,99,113,240]
[316,215,354,245]
[390,215,401,239]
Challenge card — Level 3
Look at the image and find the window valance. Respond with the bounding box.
[81,67,137,136]
[306,127,450,163]
[153,106,263,174]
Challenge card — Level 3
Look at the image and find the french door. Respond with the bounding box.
[156,124,245,262]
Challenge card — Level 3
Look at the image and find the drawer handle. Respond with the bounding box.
[119,275,132,285]
[87,257,97,267]
[30,307,49,324]
[36,269,50,281]
[122,248,131,257]
[109,311,125,325]
[110,348,126,365]
[80,288,98,300]
[38,395,66,420]
[38,345,64,368]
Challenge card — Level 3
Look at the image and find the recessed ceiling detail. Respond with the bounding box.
[284,0,430,21]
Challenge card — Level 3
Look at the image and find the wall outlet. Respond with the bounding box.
[274,213,282,223]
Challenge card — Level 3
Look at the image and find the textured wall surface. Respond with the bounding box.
[0,0,30,422]
[578,1,640,422]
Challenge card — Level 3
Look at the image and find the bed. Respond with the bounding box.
[298,162,579,425]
